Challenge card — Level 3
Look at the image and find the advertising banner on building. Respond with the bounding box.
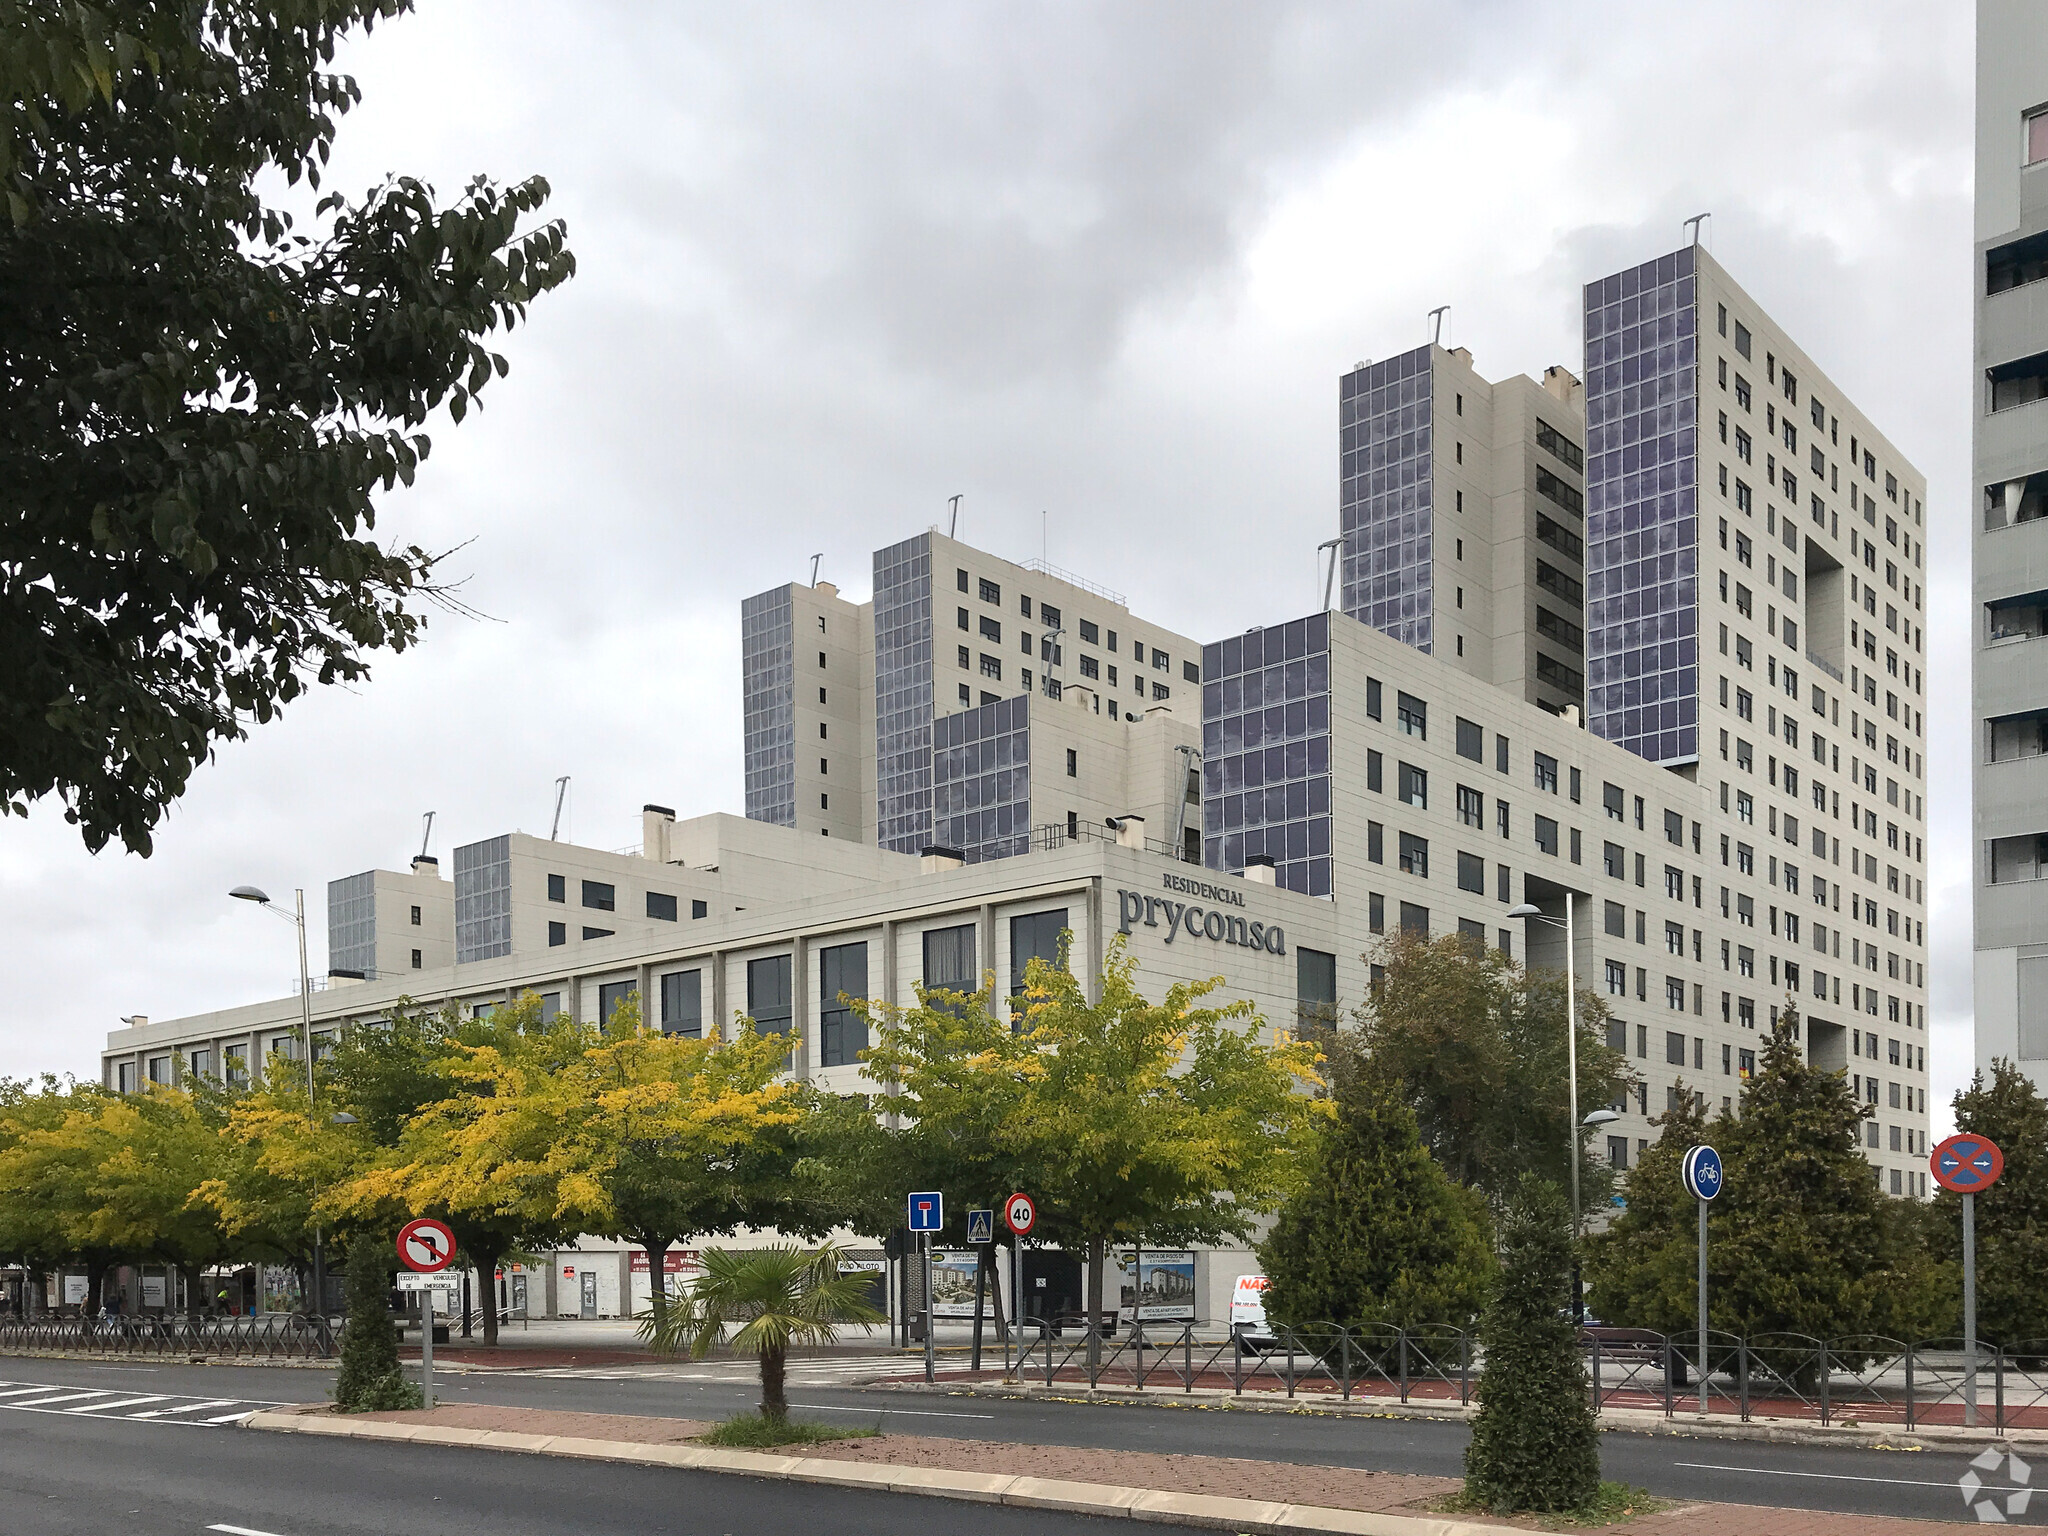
[1115,1250,1197,1321]
[628,1249,703,1312]
[929,1251,996,1318]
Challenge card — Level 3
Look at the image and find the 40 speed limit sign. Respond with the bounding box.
[1002,1192,1036,1237]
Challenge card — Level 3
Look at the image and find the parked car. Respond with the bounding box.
[1229,1274,1277,1351]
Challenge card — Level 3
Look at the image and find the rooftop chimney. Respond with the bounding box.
[1112,815,1146,850]
[643,803,677,863]
[1243,856,1277,886]
[920,846,965,873]
[815,580,839,598]
[411,854,440,878]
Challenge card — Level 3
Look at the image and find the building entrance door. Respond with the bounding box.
[579,1271,598,1319]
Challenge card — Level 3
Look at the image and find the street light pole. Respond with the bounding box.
[232,884,328,1345]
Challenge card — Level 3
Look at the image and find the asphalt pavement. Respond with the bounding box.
[0,1353,2018,1526]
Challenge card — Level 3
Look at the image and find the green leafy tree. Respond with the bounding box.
[1360,931,1631,1217]
[642,1244,884,1423]
[1587,1008,1945,1353]
[2,1,573,854]
[1463,1175,1601,1514]
[1582,1080,1709,1334]
[0,1078,87,1311]
[1938,1059,2048,1349]
[1259,1047,1493,1334]
[334,1231,418,1412]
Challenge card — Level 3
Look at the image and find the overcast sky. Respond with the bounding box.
[1,2,1978,1123]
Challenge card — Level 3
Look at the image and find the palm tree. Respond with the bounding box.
[639,1243,884,1422]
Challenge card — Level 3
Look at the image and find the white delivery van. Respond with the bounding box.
[1229,1274,1276,1350]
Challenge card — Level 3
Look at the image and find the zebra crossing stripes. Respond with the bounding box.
[0,1380,284,1427]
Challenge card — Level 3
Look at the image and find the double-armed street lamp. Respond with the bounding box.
[1506,898,1622,1321]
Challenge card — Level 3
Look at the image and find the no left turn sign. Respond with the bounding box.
[397,1217,457,1274]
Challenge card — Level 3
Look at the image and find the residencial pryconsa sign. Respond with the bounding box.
[1117,873,1287,955]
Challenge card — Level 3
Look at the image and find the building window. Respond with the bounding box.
[1396,692,1427,738]
[647,891,678,922]
[1297,947,1338,1034]
[923,924,977,998]
[1009,909,1069,1013]
[1534,816,1559,856]
[659,970,702,1037]
[411,948,422,969]
[582,880,615,912]
[2027,107,2048,166]
[1399,762,1428,808]
[547,873,566,903]
[410,904,422,926]
[1457,785,1484,828]
[1398,833,1429,878]
[1398,902,1429,936]
[819,942,869,1067]
[747,955,794,1037]
[979,578,1000,604]
[1604,841,1624,879]
[116,1061,136,1093]
[980,653,1002,679]
[1456,718,1483,761]
[582,926,614,941]
[1534,753,1558,793]
[1457,851,1484,893]
[1606,959,1627,995]
[598,979,637,1026]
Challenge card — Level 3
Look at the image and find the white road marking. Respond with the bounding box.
[787,1402,996,1419]
[208,1524,296,1536]
[1673,1460,1972,1490]
[10,1391,116,1408]
[0,1385,64,1398]
[202,1410,259,1424]
[67,1396,168,1413]
[132,1399,243,1418]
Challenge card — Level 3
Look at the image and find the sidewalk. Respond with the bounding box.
[245,1401,1980,1535]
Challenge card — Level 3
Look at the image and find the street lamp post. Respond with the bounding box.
[231,885,329,1344]
[1507,897,1616,1321]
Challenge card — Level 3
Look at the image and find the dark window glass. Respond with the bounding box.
[820,942,869,1067]
[582,880,615,911]
[598,980,637,1025]
[660,970,702,1037]
[747,955,793,1036]
[1457,851,1485,893]
[923,924,977,993]
[1366,679,1382,719]
[646,891,677,922]
[548,921,565,946]
[547,873,566,903]
[1297,947,1338,1033]
[1456,718,1483,761]
[1398,901,1429,936]
[1009,909,1069,1025]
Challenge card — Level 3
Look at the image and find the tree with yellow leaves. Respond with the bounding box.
[864,933,1323,1364]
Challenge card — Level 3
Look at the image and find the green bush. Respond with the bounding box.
[1463,1175,1600,1513]
[699,1413,873,1447]
[334,1235,421,1413]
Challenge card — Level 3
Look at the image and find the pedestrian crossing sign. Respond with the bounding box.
[966,1209,994,1245]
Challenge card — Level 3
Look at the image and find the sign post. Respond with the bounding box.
[1680,1146,1723,1415]
[397,1217,456,1411]
[966,1210,994,1373]
[1001,1192,1037,1379]
[1933,1133,2005,1427]
[908,1192,943,1384]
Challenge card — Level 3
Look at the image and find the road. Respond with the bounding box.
[0,1353,2013,1527]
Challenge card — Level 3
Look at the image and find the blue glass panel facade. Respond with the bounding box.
[1200,613,1332,898]
[740,586,796,827]
[1339,346,1434,653]
[453,834,511,964]
[327,871,376,977]
[1583,247,1701,765]
[874,533,935,854]
[932,694,1031,863]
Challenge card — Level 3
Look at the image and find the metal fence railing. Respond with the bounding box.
[0,1313,337,1359]
[996,1320,2048,1431]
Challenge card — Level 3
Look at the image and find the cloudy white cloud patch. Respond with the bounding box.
[0,1,1977,1128]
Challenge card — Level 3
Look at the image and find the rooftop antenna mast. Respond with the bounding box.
[948,494,962,538]
[809,553,823,586]
[550,776,570,842]
[1684,212,1710,247]
[1318,536,1345,611]
[1169,743,1202,863]
[1428,306,1449,346]
[417,811,435,861]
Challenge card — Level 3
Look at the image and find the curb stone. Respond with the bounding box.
[242,1409,1501,1536]
[895,1379,2048,1452]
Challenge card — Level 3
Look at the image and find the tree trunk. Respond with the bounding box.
[1085,1235,1105,1370]
[641,1238,671,1334]
[474,1243,502,1347]
[760,1343,788,1422]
